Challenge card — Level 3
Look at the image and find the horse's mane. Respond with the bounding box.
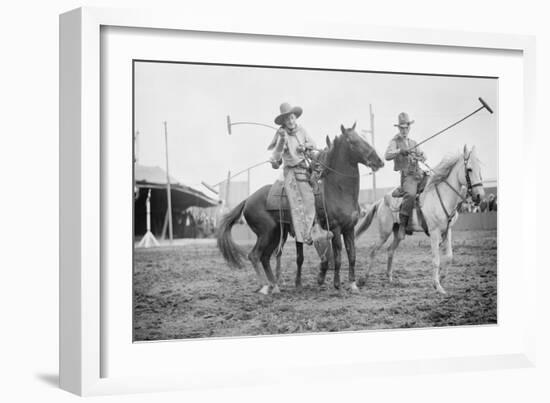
[425,153,462,191]
[324,134,344,168]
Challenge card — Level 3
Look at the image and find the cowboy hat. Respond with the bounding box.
[394,112,415,127]
[274,102,303,125]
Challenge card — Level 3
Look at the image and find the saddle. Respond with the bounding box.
[265,179,326,220]
[386,173,430,236]
[266,180,292,222]
[266,179,333,263]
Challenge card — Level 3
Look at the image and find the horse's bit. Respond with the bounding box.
[434,153,483,228]
[464,153,483,198]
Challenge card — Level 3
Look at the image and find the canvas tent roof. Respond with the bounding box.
[135,165,219,209]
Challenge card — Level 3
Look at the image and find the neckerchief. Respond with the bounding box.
[284,125,299,136]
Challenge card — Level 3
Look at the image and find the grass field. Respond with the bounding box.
[133,230,497,341]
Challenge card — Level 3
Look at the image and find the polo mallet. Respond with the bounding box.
[226,115,277,135]
[408,97,494,151]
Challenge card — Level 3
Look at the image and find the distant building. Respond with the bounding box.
[134,165,220,239]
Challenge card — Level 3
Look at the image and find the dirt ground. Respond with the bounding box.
[133,230,497,341]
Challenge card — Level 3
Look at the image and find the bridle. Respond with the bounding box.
[431,152,483,228]
[464,152,483,198]
[310,139,379,179]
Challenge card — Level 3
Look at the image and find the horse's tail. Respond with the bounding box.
[355,201,379,238]
[216,200,248,269]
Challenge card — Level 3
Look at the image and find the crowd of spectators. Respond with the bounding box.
[459,194,497,213]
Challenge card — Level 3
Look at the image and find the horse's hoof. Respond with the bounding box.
[317,275,325,286]
[350,282,359,293]
[295,282,302,291]
[433,282,447,295]
[333,281,341,290]
[258,285,270,295]
[387,275,394,283]
[272,285,281,294]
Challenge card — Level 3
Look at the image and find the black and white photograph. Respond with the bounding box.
[132,60,497,341]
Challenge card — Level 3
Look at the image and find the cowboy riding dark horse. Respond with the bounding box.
[267,102,319,245]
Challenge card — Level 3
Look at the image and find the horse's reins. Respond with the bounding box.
[274,131,378,255]
[312,146,378,178]
[419,152,482,229]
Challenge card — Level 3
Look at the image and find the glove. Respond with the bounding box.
[270,158,282,169]
[277,128,286,138]
[399,149,409,156]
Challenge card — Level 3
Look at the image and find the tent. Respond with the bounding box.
[134,165,220,238]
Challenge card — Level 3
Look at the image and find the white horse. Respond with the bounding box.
[355,145,485,294]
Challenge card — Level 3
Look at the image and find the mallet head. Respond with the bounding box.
[478,97,494,114]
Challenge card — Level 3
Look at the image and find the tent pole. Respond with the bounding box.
[160,209,169,241]
[137,188,160,248]
[164,121,173,244]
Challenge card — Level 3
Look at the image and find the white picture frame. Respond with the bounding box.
[59,7,537,396]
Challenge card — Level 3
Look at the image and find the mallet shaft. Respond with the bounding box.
[409,106,485,150]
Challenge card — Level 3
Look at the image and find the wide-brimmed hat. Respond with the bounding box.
[394,112,415,128]
[274,102,303,125]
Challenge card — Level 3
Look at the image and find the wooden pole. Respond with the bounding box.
[247,168,251,197]
[225,170,231,208]
[369,104,376,202]
[134,130,140,164]
[160,210,169,240]
[164,121,173,243]
[133,130,139,200]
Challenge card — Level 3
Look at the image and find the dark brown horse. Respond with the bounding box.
[217,123,384,294]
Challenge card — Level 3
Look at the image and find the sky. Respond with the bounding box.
[134,61,498,195]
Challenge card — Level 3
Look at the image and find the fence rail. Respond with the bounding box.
[453,212,497,231]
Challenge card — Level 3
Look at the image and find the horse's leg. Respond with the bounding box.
[365,230,391,283]
[317,259,329,286]
[295,241,304,290]
[248,234,273,295]
[332,229,343,290]
[386,227,402,283]
[316,228,333,287]
[430,229,446,294]
[342,230,358,292]
[275,227,289,286]
[440,228,453,284]
[260,231,282,294]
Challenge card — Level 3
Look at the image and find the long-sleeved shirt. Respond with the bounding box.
[385,134,425,173]
[271,125,316,168]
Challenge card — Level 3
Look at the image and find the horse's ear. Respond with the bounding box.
[463,144,469,157]
[340,124,346,134]
[352,121,356,130]
[326,135,332,148]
